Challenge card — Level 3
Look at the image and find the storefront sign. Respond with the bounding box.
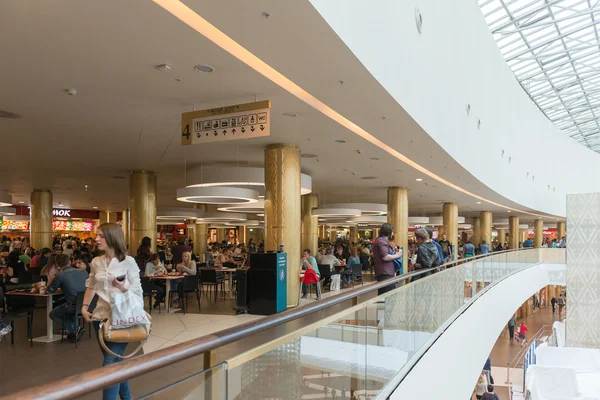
[181,100,271,145]
[53,209,71,217]
[16,206,100,219]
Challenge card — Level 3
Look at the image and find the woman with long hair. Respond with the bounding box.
[40,254,59,284]
[81,223,143,400]
[136,236,152,273]
[175,251,197,275]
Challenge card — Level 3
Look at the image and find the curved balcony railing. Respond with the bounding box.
[3,248,565,400]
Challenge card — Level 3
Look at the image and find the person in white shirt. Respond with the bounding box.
[144,253,166,308]
[319,248,341,271]
[233,245,242,256]
[81,223,143,400]
[176,251,197,275]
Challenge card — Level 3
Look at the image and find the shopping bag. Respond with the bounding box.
[330,275,341,292]
[110,289,150,329]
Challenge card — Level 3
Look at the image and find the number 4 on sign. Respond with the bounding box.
[182,124,190,140]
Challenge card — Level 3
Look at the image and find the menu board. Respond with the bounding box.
[1,220,30,230]
[53,220,93,231]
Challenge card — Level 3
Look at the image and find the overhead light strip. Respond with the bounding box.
[153,0,556,220]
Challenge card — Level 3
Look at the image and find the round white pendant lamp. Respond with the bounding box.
[157,207,202,219]
[428,216,466,225]
[177,187,259,204]
[218,199,265,214]
[313,208,361,218]
[321,203,387,216]
[195,211,248,222]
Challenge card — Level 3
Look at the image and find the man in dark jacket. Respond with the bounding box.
[48,254,88,342]
[413,228,440,281]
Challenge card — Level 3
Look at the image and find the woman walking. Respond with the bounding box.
[82,223,143,400]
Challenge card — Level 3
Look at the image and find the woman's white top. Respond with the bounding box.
[178,260,197,275]
[86,255,143,321]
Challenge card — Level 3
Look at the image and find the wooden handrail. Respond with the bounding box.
[4,248,531,400]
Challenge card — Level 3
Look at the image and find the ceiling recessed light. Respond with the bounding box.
[19,201,24,204]
[58,204,64,207]
[301,153,318,158]
[476,202,481,204]
[154,63,171,71]
[283,112,298,118]
[335,140,346,143]
[93,206,98,209]
[507,210,511,213]
[0,109,21,119]
[370,157,380,160]
[416,178,423,182]
[194,64,214,73]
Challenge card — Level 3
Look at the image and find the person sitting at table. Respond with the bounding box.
[176,251,197,275]
[41,254,59,284]
[74,253,92,274]
[144,253,166,308]
[341,247,361,287]
[48,254,88,342]
[6,250,28,284]
[315,247,326,264]
[301,249,321,300]
[319,248,341,272]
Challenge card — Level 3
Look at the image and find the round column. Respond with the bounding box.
[443,202,458,260]
[349,226,358,244]
[472,217,481,249]
[30,190,52,250]
[216,228,226,243]
[129,171,157,253]
[557,221,566,240]
[387,187,408,270]
[194,204,208,257]
[509,216,519,249]
[264,144,302,306]
[301,194,319,255]
[374,228,380,238]
[520,230,527,243]
[329,227,336,242]
[121,209,130,246]
[239,225,247,245]
[498,229,507,246]
[534,219,544,248]
[480,211,492,247]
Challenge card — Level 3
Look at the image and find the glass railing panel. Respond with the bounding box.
[137,362,227,400]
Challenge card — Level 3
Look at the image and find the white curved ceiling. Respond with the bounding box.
[479,0,600,151]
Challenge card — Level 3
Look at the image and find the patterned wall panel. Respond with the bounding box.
[566,193,600,349]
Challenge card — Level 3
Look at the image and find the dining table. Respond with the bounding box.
[213,267,240,298]
[148,274,185,312]
[6,290,60,343]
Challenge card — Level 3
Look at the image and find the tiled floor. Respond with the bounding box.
[0,275,377,398]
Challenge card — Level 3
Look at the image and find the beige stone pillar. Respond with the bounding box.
[129,170,157,253]
[99,211,109,225]
[301,194,319,255]
[534,219,544,248]
[387,187,408,269]
[557,221,566,240]
[30,190,53,250]
[497,229,507,246]
[349,225,358,244]
[264,144,302,306]
[121,209,130,247]
[520,230,527,243]
[472,217,481,249]
[443,202,458,260]
[108,212,118,223]
[216,228,226,243]
[480,211,492,247]
[194,204,208,257]
[238,225,247,245]
[374,228,380,238]
[329,227,337,242]
[509,216,519,249]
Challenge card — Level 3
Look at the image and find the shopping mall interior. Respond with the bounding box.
[1,1,599,399]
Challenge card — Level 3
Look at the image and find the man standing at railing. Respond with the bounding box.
[373,223,402,295]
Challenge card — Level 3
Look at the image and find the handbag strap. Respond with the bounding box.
[98,329,148,359]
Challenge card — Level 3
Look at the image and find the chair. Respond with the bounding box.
[61,291,91,347]
[360,253,371,272]
[200,269,225,303]
[318,264,331,290]
[141,277,161,315]
[3,286,35,346]
[1,314,32,346]
[350,263,363,288]
[172,275,200,314]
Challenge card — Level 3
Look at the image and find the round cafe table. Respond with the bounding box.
[6,290,60,343]
[148,274,185,312]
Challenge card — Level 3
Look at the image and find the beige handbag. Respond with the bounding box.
[99,313,151,359]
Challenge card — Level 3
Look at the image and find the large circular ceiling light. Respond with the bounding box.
[408,216,430,225]
[0,193,12,207]
[185,166,312,195]
[157,207,201,219]
[321,203,386,216]
[428,216,466,225]
[345,215,387,224]
[0,207,16,215]
[313,208,361,218]
[177,187,259,204]
[195,211,247,222]
[218,199,265,214]
[226,220,261,226]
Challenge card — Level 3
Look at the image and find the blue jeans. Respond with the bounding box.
[49,303,76,333]
[341,270,352,284]
[94,322,132,400]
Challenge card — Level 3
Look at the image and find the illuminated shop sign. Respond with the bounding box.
[52,209,71,217]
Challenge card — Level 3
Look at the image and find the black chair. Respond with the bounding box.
[3,286,35,346]
[141,277,162,315]
[173,275,200,314]
[350,263,363,288]
[61,291,91,347]
[318,264,332,290]
[1,314,32,346]
[360,253,371,272]
[200,269,224,303]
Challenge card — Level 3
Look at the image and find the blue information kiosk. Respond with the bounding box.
[248,252,287,315]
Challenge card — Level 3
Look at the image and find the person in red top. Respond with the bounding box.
[517,322,528,346]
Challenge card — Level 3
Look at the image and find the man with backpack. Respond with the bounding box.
[412,228,441,281]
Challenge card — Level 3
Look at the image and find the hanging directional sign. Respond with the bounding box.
[181,100,271,145]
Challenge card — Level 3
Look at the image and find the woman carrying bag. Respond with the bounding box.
[82,223,148,400]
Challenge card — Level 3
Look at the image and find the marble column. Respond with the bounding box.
[509,216,519,249]
[30,190,52,250]
[349,225,358,244]
[472,217,481,249]
[387,187,408,270]
[557,221,566,240]
[121,209,130,247]
[301,194,319,255]
[264,144,302,306]
[194,204,208,257]
[480,211,492,247]
[534,219,544,248]
[443,202,458,260]
[129,170,157,253]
